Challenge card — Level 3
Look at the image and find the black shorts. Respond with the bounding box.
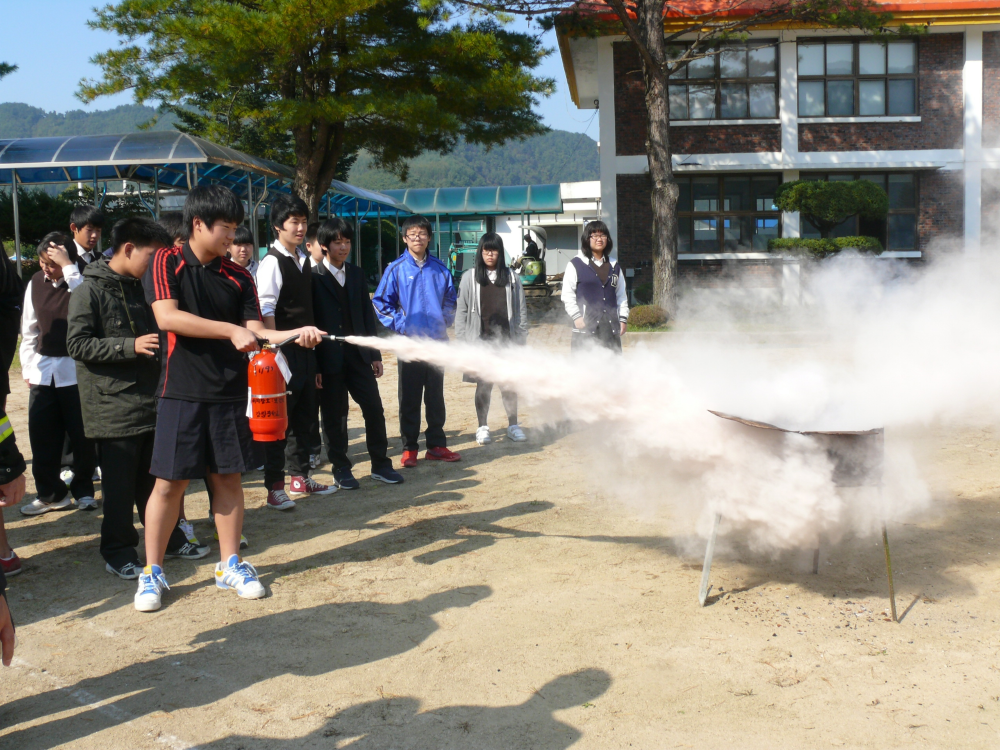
[151,398,260,480]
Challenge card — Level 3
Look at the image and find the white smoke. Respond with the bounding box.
[347,249,1000,551]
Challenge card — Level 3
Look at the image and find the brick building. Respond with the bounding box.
[557,1,1000,291]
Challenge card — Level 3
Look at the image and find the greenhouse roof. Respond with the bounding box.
[382,184,563,216]
[0,131,405,215]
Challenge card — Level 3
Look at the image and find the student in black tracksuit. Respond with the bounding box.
[255,195,334,508]
[311,218,404,489]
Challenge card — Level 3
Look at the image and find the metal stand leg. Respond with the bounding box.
[812,548,820,574]
[699,514,721,606]
[882,523,897,623]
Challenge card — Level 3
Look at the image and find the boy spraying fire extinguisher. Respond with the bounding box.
[138,185,324,613]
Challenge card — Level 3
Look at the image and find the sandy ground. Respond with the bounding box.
[2,326,1000,749]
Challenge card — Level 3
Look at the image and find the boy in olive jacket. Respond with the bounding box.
[67,218,196,580]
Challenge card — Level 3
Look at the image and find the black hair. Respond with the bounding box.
[36,232,77,262]
[305,221,320,243]
[474,232,510,286]
[110,217,172,254]
[400,214,433,237]
[581,220,613,259]
[69,204,106,231]
[269,194,309,232]
[317,217,354,248]
[157,212,186,244]
[233,225,254,246]
[183,185,245,235]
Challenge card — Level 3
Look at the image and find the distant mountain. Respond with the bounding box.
[0,101,598,188]
[0,102,178,138]
[348,131,599,189]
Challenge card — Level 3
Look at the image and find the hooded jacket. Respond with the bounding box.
[454,269,528,346]
[372,252,457,341]
[66,259,161,439]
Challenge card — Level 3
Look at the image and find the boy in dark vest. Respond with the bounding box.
[560,220,629,352]
[69,204,106,266]
[312,218,404,488]
[19,233,98,515]
[67,217,206,579]
[255,195,334,508]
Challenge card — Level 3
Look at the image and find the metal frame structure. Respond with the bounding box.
[0,132,406,274]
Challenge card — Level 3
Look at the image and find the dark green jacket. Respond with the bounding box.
[66,259,160,439]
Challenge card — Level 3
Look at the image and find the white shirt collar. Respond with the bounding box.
[324,258,347,285]
[271,239,306,263]
[75,240,94,262]
[487,269,498,282]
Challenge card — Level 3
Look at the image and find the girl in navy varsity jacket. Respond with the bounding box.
[560,221,629,352]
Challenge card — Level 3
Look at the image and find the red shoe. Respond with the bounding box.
[289,475,337,498]
[425,446,461,462]
[0,550,22,577]
[401,450,418,468]
[266,483,296,511]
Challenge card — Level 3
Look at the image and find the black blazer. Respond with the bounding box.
[311,260,382,373]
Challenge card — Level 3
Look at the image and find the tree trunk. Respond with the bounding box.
[292,120,346,221]
[636,0,679,316]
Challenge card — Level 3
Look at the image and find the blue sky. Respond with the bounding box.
[0,3,596,138]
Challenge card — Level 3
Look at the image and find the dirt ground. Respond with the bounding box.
[2,326,1000,749]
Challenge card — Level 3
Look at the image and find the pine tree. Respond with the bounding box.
[81,0,554,218]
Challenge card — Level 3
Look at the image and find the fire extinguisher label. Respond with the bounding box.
[274,350,292,383]
[246,387,252,418]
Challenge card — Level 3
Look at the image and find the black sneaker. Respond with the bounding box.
[106,560,142,580]
[333,467,360,490]
[371,466,404,484]
[165,542,211,560]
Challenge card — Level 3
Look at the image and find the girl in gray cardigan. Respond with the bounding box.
[455,233,528,445]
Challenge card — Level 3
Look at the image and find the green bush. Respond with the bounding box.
[769,235,883,258]
[628,304,668,328]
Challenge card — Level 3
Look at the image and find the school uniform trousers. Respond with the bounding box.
[98,431,186,566]
[28,382,96,503]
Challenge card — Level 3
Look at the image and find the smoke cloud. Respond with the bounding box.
[348,250,999,551]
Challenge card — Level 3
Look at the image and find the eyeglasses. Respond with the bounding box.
[405,232,429,240]
[589,233,608,241]
[481,249,500,255]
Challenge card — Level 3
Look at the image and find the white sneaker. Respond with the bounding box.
[178,519,199,545]
[506,424,527,442]
[215,555,265,599]
[21,496,74,516]
[59,469,74,486]
[76,496,98,511]
[134,565,170,612]
[476,426,492,445]
[93,467,102,482]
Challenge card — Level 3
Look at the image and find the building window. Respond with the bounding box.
[677,175,781,253]
[799,172,918,250]
[668,42,779,120]
[798,40,917,117]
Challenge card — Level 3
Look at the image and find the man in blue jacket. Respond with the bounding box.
[373,215,460,468]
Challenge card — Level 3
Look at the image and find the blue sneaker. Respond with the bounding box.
[215,554,265,599]
[371,466,404,484]
[134,565,169,612]
[333,467,360,490]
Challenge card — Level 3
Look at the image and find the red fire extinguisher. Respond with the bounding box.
[248,344,290,442]
[247,334,346,442]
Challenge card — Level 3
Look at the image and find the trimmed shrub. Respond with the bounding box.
[769,235,883,258]
[628,304,668,328]
[774,180,889,238]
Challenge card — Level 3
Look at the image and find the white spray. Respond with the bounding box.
[347,250,1000,551]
